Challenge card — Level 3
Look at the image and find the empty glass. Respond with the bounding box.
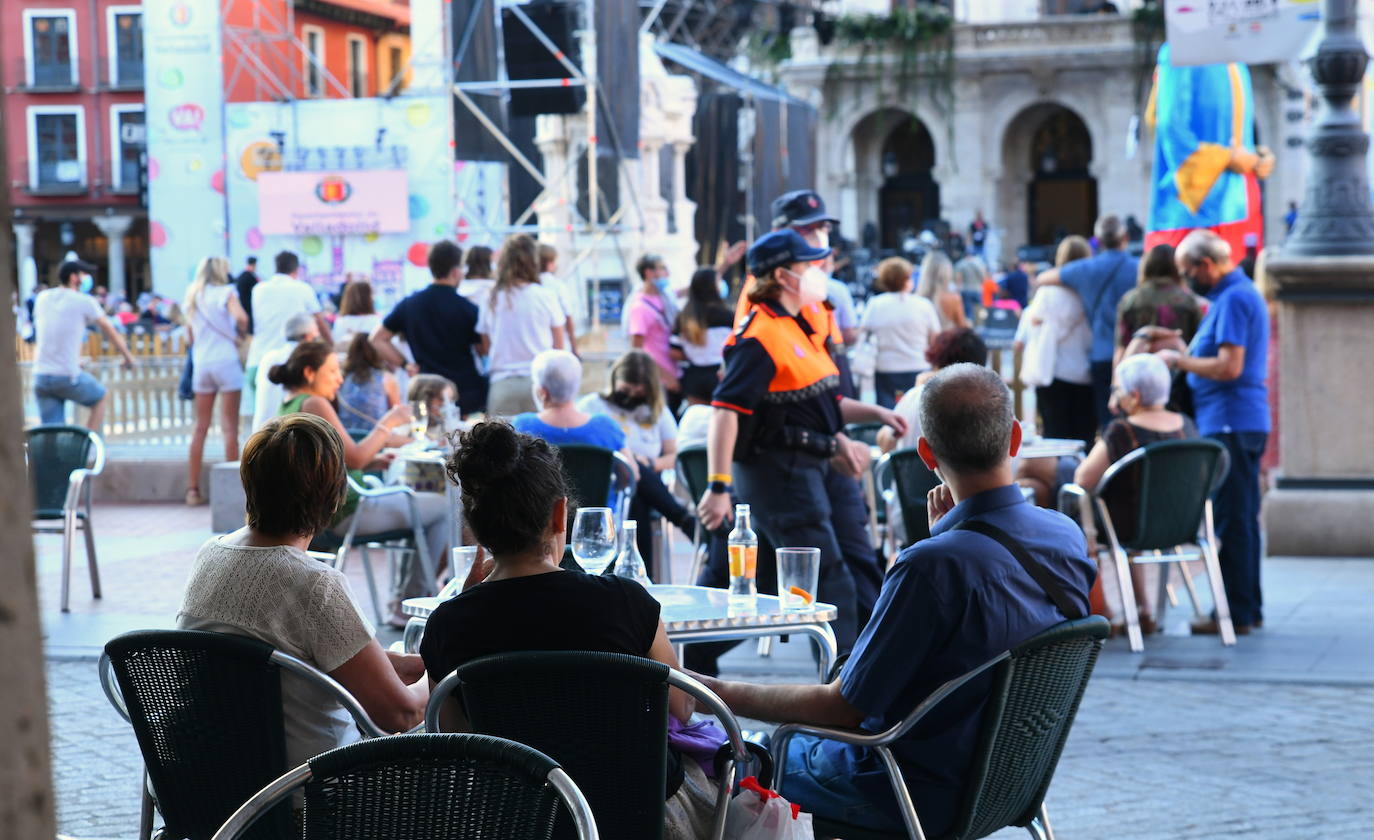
[776,547,821,612]
[441,546,480,597]
[571,507,616,575]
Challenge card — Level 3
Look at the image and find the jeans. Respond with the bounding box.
[779,735,905,833]
[1090,360,1114,433]
[34,372,106,424]
[823,465,884,630]
[1035,378,1096,449]
[628,457,693,581]
[1209,431,1267,627]
[874,370,920,410]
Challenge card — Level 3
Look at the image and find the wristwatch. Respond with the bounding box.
[708,480,731,495]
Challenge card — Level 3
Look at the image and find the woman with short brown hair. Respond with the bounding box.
[860,256,943,409]
[177,413,428,770]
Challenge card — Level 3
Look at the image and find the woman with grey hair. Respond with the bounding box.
[510,350,625,452]
[1073,352,1198,635]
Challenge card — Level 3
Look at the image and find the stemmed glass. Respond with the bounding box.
[409,401,429,443]
[570,507,616,575]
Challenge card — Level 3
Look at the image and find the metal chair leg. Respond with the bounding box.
[139,770,155,840]
[757,637,773,657]
[358,545,383,624]
[60,509,76,612]
[83,518,101,599]
[1201,502,1237,646]
[1176,559,1205,617]
[1026,802,1056,840]
[1097,500,1144,652]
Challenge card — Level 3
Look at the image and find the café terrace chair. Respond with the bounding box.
[426,650,762,840]
[558,443,638,543]
[1058,438,1234,653]
[873,446,943,558]
[100,629,389,840]
[26,424,105,612]
[311,474,438,624]
[674,445,711,585]
[211,734,599,840]
[774,616,1110,840]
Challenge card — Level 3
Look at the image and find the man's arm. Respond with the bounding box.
[313,312,333,346]
[369,324,407,370]
[696,674,865,729]
[96,318,136,367]
[1033,266,1062,287]
[839,397,908,438]
[1165,343,1245,382]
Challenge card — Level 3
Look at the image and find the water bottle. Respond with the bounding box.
[727,504,758,610]
[611,520,651,587]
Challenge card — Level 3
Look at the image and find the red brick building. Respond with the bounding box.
[2,0,149,300]
[3,0,410,302]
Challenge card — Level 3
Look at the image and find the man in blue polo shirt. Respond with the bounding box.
[1034,214,1139,430]
[1156,229,1268,635]
[694,363,1095,836]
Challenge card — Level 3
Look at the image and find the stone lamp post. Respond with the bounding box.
[1264,0,1374,555]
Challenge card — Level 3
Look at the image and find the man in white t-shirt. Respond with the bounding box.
[246,250,332,380]
[32,260,137,431]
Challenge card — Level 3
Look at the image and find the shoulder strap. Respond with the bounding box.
[956,519,1085,620]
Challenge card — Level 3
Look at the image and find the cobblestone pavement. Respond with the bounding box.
[50,655,1373,839]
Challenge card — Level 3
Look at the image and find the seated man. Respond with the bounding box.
[696,363,1096,835]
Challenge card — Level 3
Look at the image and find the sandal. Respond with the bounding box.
[185,487,206,506]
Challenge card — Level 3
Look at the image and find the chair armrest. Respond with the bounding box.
[98,652,132,723]
[269,651,390,738]
[668,669,756,840]
[65,468,93,513]
[424,669,463,733]
[210,764,313,840]
[87,433,106,476]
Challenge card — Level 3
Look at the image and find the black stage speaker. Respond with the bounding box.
[502,1,584,116]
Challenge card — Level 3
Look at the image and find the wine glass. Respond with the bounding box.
[570,507,616,575]
[410,401,429,443]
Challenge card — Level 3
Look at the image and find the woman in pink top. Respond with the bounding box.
[627,254,682,409]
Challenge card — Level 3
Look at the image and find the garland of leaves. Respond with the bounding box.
[826,4,957,166]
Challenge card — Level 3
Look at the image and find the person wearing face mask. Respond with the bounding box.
[1153,229,1269,638]
[696,230,908,658]
[626,253,683,412]
[32,259,138,432]
[577,350,697,575]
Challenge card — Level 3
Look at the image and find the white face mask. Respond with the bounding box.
[785,267,829,308]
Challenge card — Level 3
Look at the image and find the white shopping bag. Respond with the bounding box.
[724,776,814,840]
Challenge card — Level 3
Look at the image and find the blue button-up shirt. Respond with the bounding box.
[1187,268,1270,435]
[832,484,1096,830]
[1060,249,1139,362]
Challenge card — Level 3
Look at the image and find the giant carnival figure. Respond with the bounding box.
[1145,43,1275,256]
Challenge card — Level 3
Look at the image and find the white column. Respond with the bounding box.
[92,215,134,298]
[12,222,37,299]
[670,141,695,236]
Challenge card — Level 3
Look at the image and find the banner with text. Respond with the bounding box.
[1166,0,1321,67]
[142,0,227,301]
[257,170,411,236]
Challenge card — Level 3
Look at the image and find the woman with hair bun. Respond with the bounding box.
[271,341,449,627]
[420,421,715,837]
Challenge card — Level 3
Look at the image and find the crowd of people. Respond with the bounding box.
[25,177,1277,835]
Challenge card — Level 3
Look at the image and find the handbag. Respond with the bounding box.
[724,776,814,840]
[178,352,195,401]
[848,333,877,379]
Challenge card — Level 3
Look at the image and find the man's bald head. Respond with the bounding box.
[918,363,1014,475]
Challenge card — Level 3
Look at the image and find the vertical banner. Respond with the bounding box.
[142,0,227,302]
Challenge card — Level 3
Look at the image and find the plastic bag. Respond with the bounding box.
[724,776,814,840]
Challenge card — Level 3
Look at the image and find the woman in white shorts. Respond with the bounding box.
[184,256,248,506]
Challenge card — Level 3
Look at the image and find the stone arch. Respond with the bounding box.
[996,101,1100,250]
[843,107,943,250]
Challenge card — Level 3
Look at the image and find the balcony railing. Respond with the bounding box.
[16,58,80,91]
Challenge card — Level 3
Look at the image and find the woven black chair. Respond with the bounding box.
[1059,438,1234,653]
[773,616,1110,840]
[211,733,597,840]
[873,447,943,555]
[557,444,637,531]
[101,629,389,840]
[843,422,886,447]
[675,445,710,584]
[425,651,758,840]
[26,424,105,612]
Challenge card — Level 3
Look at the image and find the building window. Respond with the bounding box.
[27,106,86,192]
[108,7,143,88]
[304,27,325,97]
[111,106,145,191]
[23,9,79,88]
[347,35,367,98]
[388,45,404,93]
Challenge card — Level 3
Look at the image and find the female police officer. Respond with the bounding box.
[697,229,906,653]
